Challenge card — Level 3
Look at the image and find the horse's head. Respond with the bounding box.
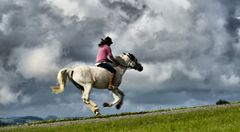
[120,53,143,72]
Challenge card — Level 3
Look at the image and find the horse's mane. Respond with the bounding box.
[114,56,128,67]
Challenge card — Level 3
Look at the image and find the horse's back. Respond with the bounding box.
[72,65,94,84]
[72,65,110,88]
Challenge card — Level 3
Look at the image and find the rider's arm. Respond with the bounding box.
[106,46,115,62]
[106,45,120,65]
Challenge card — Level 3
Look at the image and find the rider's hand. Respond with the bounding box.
[106,58,113,63]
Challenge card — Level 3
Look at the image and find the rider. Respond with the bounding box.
[96,36,117,90]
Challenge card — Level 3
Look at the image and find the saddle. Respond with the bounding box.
[95,56,127,73]
[96,62,116,73]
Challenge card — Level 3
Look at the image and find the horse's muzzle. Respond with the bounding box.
[137,65,143,72]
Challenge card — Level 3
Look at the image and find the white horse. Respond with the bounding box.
[52,53,143,116]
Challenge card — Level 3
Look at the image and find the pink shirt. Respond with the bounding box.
[96,44,114,63]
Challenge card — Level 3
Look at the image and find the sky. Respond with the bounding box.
[1,0,240,118]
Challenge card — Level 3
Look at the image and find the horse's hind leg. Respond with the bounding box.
[82,83,100,116]
[88,100,100,116]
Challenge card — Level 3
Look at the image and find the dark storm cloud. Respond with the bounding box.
[0,2,23,64]
[0,0,135,117]
[218,0,240,63]
[0,0,107,65]
[116,0,240,107]
[219,0,240,12]
[0,0,108,108]
[60,18,107,62]
[219,0,240,37]
[2,0,240,118]
[128,0,240,65]
[100,0,146,23]
[0,1,22,16]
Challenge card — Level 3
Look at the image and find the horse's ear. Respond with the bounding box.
[127,53,136,61]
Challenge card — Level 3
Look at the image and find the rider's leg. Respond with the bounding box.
[108,73,115,89]
[96,63,116,89]
[107,63,117,90]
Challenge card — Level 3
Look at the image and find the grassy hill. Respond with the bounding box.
[1,103,240,132]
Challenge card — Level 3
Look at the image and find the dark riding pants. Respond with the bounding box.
[97,63,116,74]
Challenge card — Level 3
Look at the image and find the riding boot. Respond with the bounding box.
[108,74,115,90]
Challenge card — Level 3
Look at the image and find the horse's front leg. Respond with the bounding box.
[115,88,124,109]
[103,88,124,109]
[82,83,100,116]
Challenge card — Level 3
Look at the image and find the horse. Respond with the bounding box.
[52,53,143,116]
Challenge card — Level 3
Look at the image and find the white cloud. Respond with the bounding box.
[0,85,20,105]
[171,0,191,10]
[45,0,107,20]
[123,60,203,92]
[9,42,61,80]
[0,14,11,35]
[115,0,193,51]
[174,61,202,80]
[45,0,81,17]
[143,62,172,83]
[221,74,240,86]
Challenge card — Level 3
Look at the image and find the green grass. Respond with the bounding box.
[2,105,240,132]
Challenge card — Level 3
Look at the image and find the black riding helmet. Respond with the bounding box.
[99,36,113,47]
[103,36,113,45]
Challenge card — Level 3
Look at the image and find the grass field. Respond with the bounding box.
[1,104,240,132]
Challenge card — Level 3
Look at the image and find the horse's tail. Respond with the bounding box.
[52,68,71,94]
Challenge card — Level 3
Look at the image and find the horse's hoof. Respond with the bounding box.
[95,112,101,116]
[116,102,123,109]
[116,104,121,109]
[94,109,101,116]
[103,103,110,107]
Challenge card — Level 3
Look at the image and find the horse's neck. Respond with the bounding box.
[114,66,127,76]
[114,56,129,76]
